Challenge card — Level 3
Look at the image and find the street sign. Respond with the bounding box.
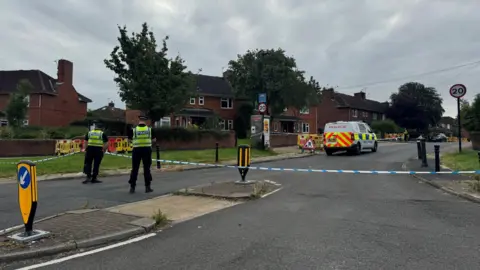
[258,93,267,103]
[17,161,38,233]
[449,84,467,99]
[258,102,267,114]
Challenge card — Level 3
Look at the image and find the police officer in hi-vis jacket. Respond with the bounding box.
[127,115,156,193]
[83,122,108,184]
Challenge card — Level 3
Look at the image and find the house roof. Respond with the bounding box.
[91,103,125,121]
[0,70,92,103]
[333,92,388,113]
[195,74,234,97]
[440,116,456,125]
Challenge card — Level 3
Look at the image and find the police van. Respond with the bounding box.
[323,121,378,156]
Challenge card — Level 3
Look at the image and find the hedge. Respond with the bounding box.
[0,126,230,141]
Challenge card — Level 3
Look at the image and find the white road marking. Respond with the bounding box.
[16,233,157,270]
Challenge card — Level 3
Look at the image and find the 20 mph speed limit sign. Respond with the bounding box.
[258,102,267,114]
[449,84,467,99]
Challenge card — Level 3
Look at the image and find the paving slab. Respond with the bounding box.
[184,180,281,199]
[106,195,240,223]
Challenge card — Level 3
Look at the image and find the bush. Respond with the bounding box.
[152,127,230,141]
[0,126,88,139]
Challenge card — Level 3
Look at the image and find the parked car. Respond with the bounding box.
[430,133,448,142]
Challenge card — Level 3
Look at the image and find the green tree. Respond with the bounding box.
[104,22,195,122]
[370,119,400,137]
[463,94,480,132]
[386,82,444,133]
[5,79,32,127]
[225,48,318,117]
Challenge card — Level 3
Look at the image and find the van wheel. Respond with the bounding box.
[325,149,333,156]
[371,142,378,152]
[355,143,362,155]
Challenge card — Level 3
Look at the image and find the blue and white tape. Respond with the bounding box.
[106,152,480,175]
[0,152,78,165]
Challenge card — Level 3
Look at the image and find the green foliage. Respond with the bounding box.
[104,22,195,123]
[234,102,254,139]
[463,94,480,132]
[5,79,32,127]
[225,48,320,116]
[70,118,131,136]
[0,126,88,139]
[152,127,230,142]
[371,119,400,135]
[386,82,444,132]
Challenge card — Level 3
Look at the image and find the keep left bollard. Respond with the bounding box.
[236,144,252,184]
[434,145,440,172]
[9,161,50,243]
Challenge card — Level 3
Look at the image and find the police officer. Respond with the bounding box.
[128,115,156,193]
[83,121,108,184]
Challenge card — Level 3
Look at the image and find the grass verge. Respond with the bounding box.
[441,150,479,171]
[0,147,277,178]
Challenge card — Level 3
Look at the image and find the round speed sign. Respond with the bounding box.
[449,84,467,98]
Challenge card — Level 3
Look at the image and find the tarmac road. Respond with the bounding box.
[9,142,480,270]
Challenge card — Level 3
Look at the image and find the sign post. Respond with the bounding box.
[236,145,253,184]
[449,84,467,153]
[9,161,50,243]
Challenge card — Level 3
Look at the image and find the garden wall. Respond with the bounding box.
[0,131,236,157]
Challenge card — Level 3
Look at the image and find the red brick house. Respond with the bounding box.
[126,74,238,130]
[0,59,91,127]
[276,89,389,134]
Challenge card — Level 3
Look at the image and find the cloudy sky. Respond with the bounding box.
[1,0,479,117]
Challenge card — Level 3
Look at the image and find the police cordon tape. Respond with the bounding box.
[1,151,478,175]
[104,152,480,175]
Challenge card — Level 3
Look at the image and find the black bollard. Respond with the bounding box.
[156,145,161,169]
[421,138,428,167]
[416,140,422,160]
[478,152,480,166]
[434,145,440,172]
[215,142,219,163]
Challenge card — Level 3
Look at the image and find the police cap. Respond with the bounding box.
[138,115,149,121]
[95,122,104,128]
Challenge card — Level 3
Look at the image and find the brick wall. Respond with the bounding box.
[0,132,236,157]
[270,134,298,147]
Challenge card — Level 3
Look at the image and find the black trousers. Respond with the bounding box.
[128,147,152,187]
[84,146,104,179]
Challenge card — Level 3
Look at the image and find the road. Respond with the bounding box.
[6,142,480,269]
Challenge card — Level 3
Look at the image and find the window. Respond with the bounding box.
[382,114,386,120]
[362,111,368,118]
[156,117,171,127]
[300,107,309,114]
[447,124,451,129]
[372,113,377,120]
[302,122,310,133]
[274,122,279,131]
[199,96,204,105]
[220,98,233,109]
[352,109,358,118]
[189,97,195,105]
[219,119,226,130]
[24,95,30,107]
[0,119,8,127]
[358,124,367,133]
[23,119,29,126]
[227,120,233,130]
[283,107,288,112]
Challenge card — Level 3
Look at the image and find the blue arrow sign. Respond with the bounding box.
[18,166,31,190]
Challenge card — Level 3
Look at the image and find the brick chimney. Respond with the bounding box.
[354,91,366,99]
[322,88,335,99]
[57,59,73,85]
[108,101,115,108]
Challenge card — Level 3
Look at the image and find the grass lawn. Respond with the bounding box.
[442,150,480,171]
[0,147,276,178]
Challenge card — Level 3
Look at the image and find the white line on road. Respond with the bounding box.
[16,233,157,270]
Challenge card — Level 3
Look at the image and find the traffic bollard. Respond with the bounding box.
[215,142,219,163]
[416,140,422,160]
[478,152,480,166]
[236,144,251,183]
[156,145,161,169]
[434,145,440,172]
[421,138,428,167]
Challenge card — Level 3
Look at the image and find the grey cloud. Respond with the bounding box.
[0,0,479,116]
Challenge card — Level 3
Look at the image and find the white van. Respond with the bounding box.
[323,121,378,156]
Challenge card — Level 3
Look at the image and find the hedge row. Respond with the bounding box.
[0,126,230,141]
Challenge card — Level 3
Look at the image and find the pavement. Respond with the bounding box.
[4,142,480,269]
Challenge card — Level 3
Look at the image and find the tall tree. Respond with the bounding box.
[104,22,195,122]
[225,48,318,117]
[386,82,444,133]
[463,94,480,132]
[6,79,32,127]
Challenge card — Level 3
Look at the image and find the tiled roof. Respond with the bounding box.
[0,70,91,103]
[333,92,388,113]
[91,104,125,121]
[195,74,234,97]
